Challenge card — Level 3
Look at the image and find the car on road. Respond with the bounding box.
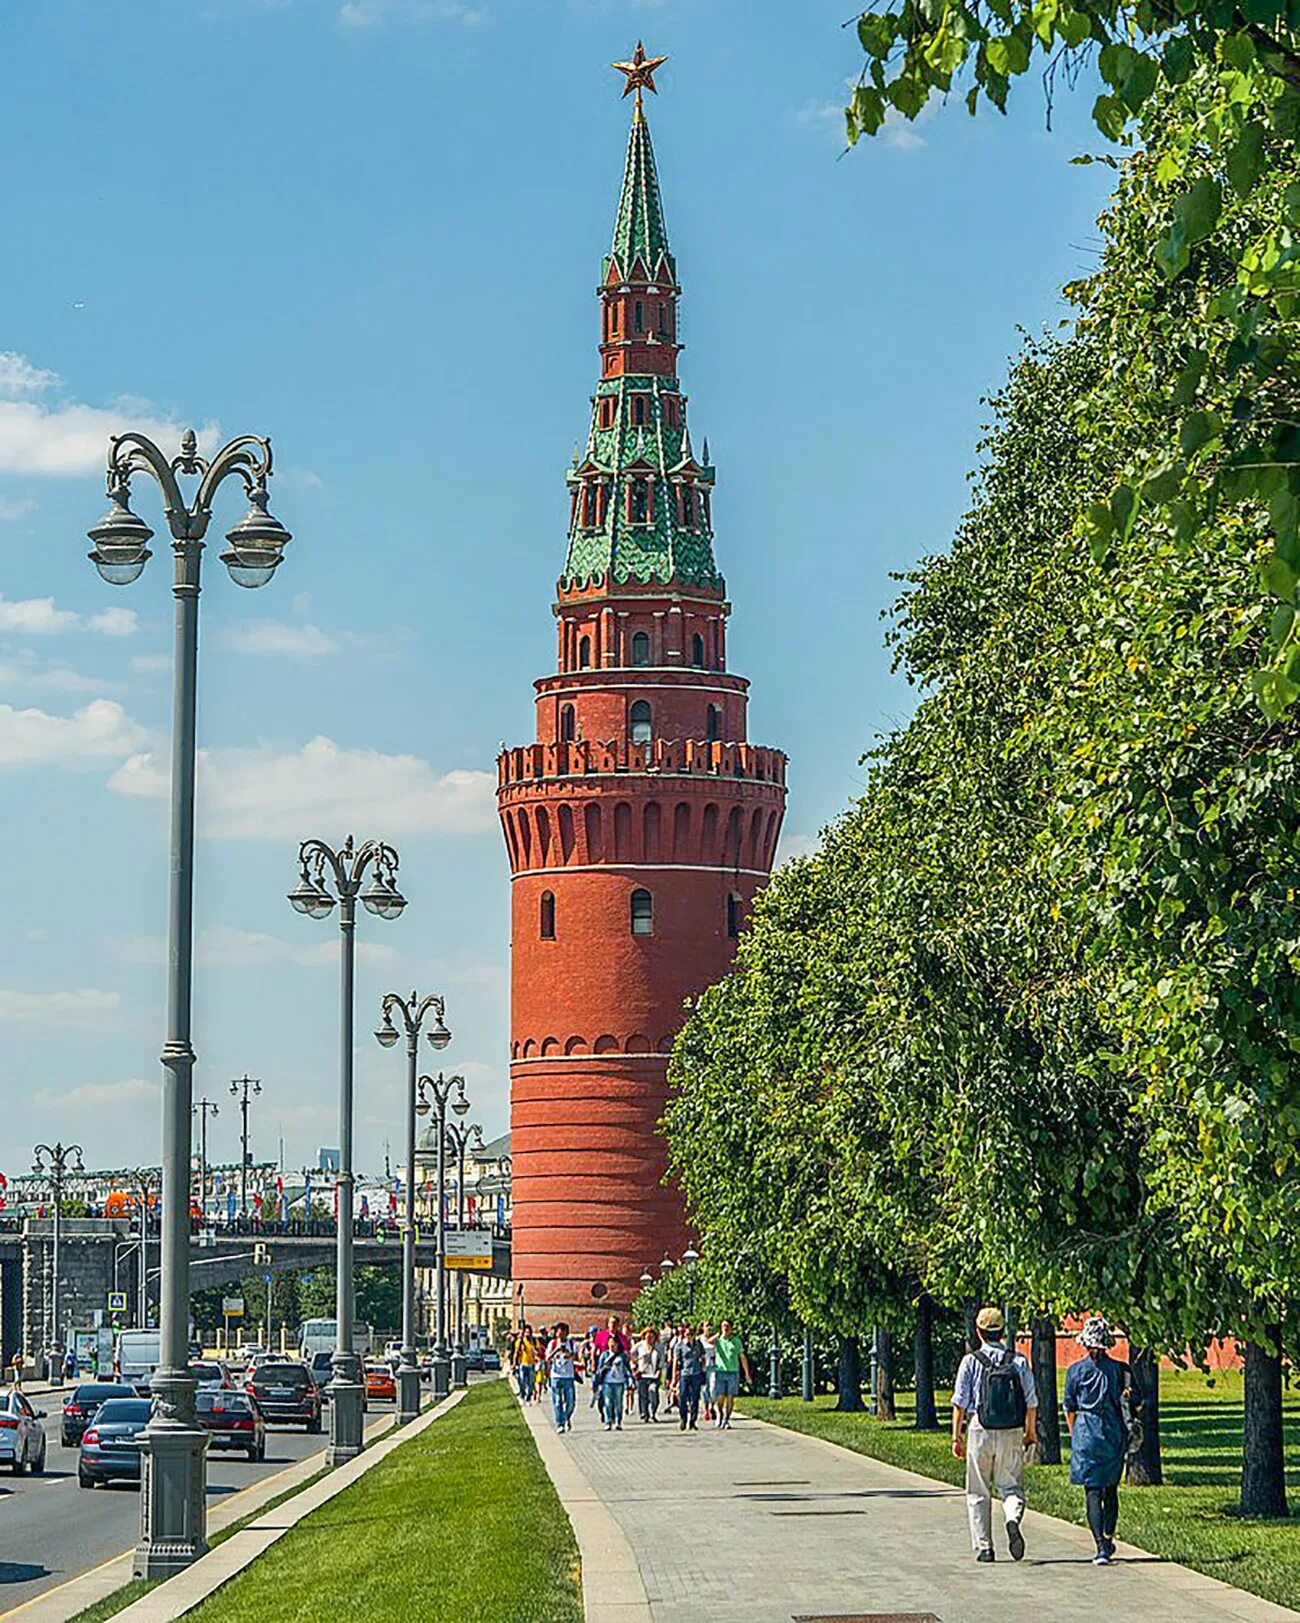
[77,1397,152,1488]
[480,1348,501,1371]
[364,1363,397,1402]
[188,1361,229,1392]
[307,1351,335,1392]
[196,1390,267,1461]
[247,1361,321,1431]
[382,1340,403,1369]
[61,1381,136,1447]
[0,1389,47,1475]
[115,1329,162,1395]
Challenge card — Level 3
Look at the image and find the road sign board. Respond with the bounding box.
[107,1290,128,1314]
[222,1297,244,1317]
[444,1230,493,1271]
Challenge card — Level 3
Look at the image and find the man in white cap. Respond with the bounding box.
[951,1306,1038,1563]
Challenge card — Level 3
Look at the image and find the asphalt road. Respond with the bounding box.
[0,1392,397,1616]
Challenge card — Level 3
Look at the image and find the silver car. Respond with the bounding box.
[0,1389,48,1475]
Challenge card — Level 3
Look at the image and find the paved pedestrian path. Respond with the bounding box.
[519,1395,1297,1623]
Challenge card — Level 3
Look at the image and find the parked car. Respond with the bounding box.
[188,1361,229,1392]
[196,1390,266,1461]
[481,1349,502,1371]
[307,1351,335,1391]
[61,1381,136,1447]
[247,1361,321,1431]
[364,1363,397,1402]
[78,1397,152,1487]
[382,1340,403,1369]
[0,1389,47,1475]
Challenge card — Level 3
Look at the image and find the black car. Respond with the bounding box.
[61,1382,136,1447]
[247,1361,321,1431]
[196,1390,267,1460]
[78,1397,152,1487]
[307,1351,335,1392]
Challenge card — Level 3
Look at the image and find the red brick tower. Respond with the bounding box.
[498,47,787,1326]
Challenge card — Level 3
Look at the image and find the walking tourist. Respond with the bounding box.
[1064,1315,1140,1566]
[534,1324,551,1403]
[547,1322,577,1434]
[596,1335,632,1430]
[951,1306,1038,1563]
[515,1324,538,1402]
[671,1323,705,1431]
[699,1318,717,1421]
[710,1319,751,1429]
[634,1325,664,1421]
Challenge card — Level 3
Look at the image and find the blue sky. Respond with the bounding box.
[0,0,1113,1177]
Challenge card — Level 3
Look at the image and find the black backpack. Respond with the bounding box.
[974,1349,1027,1430]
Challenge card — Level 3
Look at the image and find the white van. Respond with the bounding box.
[299,1318,371,1361]
[116,1329,162,1394]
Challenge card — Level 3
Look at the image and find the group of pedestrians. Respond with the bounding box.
[507,1314,752,1437]
[953,1307,1142,1568]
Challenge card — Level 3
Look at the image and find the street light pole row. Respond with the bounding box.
[32,1141,83,1379]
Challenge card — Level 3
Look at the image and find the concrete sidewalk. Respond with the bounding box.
[518,1395,1297,1623]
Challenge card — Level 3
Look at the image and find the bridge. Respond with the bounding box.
[0,1215,511,1371]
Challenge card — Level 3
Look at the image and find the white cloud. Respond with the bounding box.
[0,987,120,1023]
[117,928,397,969]
[776,831,820,866]
[109,734,496,839]
[794,99,843,129]
[0,698,151,770]
[33,1076,157,1111]
[0,660,111,695]
[883,108,927,150]
[222,620,337,657]
[132,654,170,673]
[337,0,487,26]
[0,353,58,398]
[0,594,138,636]
[0,496,36,522]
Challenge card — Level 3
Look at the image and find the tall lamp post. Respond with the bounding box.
[289,836,406,1462]
[192,1099,219,1228]
[86,425,292,1578]
[32,1142,83,1380]
[443,1119,483,1386]
[412,1072,467,1400]
[130,1169,157,1329]
[374,991,452,1424]
[229,1076,261,1219]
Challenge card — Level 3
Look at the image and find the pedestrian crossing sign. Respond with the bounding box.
[107,1290,128,1313]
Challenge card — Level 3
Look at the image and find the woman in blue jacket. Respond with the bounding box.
[1064,1316,1139,1566]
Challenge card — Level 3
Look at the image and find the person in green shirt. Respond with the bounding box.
[710,1320,751,1430]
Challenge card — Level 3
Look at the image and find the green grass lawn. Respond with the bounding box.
[187,1381,581,1623]
[744,1369,1300,1612]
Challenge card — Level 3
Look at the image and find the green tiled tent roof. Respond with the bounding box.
[604,108,676,283]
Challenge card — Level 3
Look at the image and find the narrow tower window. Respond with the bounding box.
[630,888,653,936]
[727,893,742,939]
[630,478,650,524]
[629,699,652,745]
[560,704,576,742]
[631,631,651,668]
[578,636,592,669]
[540,891,556,939]
[634,300,644,333]
[657,302,668,335]
[692,633,705,668]
[633,395,647,426]
[706,704,721,742]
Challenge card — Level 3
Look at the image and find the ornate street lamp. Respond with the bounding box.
[289,836,405,1462]
[442,1118,483,1387]
[373,991,451,1423]
[413,1072,467,1399]
[32,1142,83,1379]
[229,1076,262,1220]
[86,427,291,1579]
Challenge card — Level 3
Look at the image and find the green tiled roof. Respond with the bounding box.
[604,108,675,283]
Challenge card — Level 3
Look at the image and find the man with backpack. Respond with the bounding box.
[951,1306,1038,1563]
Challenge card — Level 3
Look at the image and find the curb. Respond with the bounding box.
[738,1409,1300,1622]
[113,1391,466,1622]
[516,1393,653,1623]
[0,1406,408,1623]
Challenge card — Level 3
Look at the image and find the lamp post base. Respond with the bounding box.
[431,1352,450,1401]
[397,1365,421,1425]
[327,1378,365,1465]
[134,1422,209,1579]
[451,1349,467,1389]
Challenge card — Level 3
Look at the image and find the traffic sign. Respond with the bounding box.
[444,1231,493,1271]
[222,1296,244,1318]
[107,1290,128,1314]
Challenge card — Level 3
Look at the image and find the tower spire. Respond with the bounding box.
[611,40,668,118]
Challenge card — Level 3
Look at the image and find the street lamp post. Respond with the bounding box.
[768,1324,782,1401]
[412,1072,467,1400]
[32,1142,84,1380]
[682,1246,700,1316]
[130,1170,156,1329]
[86,425,292,1578]
[374,991,452,1425]
[229,1076,261,1220]
[442,1119,483,1387]
[289,836,406,1462]
[192,1100,219,1228]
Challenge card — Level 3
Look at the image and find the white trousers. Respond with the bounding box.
[965,1422,1026,1552]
